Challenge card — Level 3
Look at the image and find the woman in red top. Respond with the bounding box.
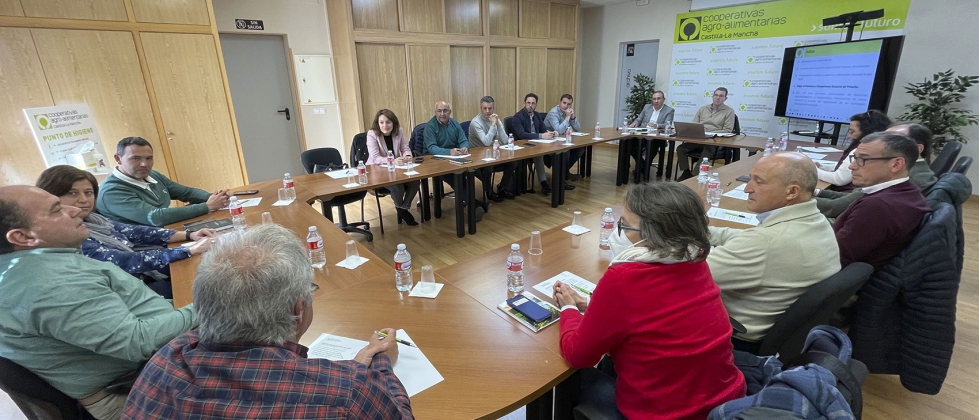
[553,183,745,419]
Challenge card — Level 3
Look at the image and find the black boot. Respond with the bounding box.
[397,208,418,226]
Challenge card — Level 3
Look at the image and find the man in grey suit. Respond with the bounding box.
[628,91,675,178]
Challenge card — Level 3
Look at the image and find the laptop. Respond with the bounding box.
[674,122,710,139]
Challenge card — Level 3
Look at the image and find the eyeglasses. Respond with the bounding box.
[848,155,899,167]
[712,94,726,98]
[435,109,451,114]
[617,217,641,236]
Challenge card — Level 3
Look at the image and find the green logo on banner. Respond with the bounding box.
[705,91,711,97]
[710,46,717,53]
[779,118,788,125]
[673,80,680,86]
[795,41,803,46]
[740,104,747,111]
[675,59,681,65]
[34,114,51,130]
[796,49,804,58]
[671,101,677,107]
[744,80,751,87]
[678,17,701,41]
[707,69,714,75]
[747,56,755,63]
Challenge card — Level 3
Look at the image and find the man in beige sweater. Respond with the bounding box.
[677,87,736,180]
[707,152,840,351]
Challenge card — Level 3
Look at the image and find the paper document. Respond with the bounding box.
[707,207,760,226]
[308,330,444,397]
[800,146,839,153]
[533,271,596,297]
[394,162,421,169]
[530,139,558,143]
[272,199,294,206]
[434,154,471,159]
[562,225,590,235]
[707,132,736,137]
[723,188,749,200]
[342,182,360,188]
[800,152,827,160]
[571,132,589,136]
[336,256,369,269]
[325,169,356,179]
[404,171,420,176]
[221,197,261,210]
[812,159,838,169]
[500,145,524,151]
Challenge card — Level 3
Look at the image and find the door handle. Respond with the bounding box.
[277,108,291,121]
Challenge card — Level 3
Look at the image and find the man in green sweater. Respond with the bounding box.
[0,185,197,419]
[96,137,231,227]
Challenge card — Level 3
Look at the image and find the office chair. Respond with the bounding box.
[751,262,874,362]
[503,115,538,193]
[951,156,972,175]
[350,132,390,234]
[0,355,96,420]
[300,147,373,242]
[682,115,741,179]
[930,141,962,176]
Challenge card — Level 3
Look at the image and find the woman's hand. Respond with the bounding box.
[553,281,587,311]
[185,237,213,255]
[188,228,216,242]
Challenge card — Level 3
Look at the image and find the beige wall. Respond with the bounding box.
[211,0,346,155]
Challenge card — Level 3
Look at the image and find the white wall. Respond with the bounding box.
[579,0,979,191]
[212,0,346,155]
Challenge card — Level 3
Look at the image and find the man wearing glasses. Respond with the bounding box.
[833,132,930,269]
[676,87,736,181]
[705,152,839,353]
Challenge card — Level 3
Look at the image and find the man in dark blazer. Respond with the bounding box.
[512,93,561,195]
[628,91,675,177]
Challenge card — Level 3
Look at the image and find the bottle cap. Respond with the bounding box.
[284,173,290,177]
[713,172,719,176]
[308,226,317,232]
[511,244,520,250]
[229,196,238,201]
[397,244,406,250]
[605,207,613,212]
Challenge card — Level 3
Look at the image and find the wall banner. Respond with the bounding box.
[23,103,110,173]
[667,0,910,138]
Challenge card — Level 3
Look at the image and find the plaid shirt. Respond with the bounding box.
[122,331,413,419]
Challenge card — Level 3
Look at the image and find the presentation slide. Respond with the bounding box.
[784,40,882,123]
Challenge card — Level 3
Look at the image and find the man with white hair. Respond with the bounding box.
[123,224,413,419]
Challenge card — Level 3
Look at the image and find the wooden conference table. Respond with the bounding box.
[168,144,842,419]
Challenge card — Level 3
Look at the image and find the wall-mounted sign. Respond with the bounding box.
[23,103,110,173]
[235,19,265,30]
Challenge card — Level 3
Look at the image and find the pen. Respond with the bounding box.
[374,330,416,347]
[724,211,746,218]
[571,284,593,296]
[726,181,733,187]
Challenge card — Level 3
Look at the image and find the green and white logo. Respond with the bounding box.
[779,118,788,125]
[673,80,680,86]
[744,80,751,87]
[675,59,681,65]
[739,104,747,111]
[707,69,714,75]
[704,91,711,97]
[34,114,51,130]
[796,49,804,58]
[710,46,717,53]
[671,101,677,107]
[747,56,755,63]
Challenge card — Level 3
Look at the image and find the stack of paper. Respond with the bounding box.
[706,206,760,226]
[533,271,596,297]
[723,183,749,200]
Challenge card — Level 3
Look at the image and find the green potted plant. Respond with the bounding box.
[622,73,656,123]
[897,69,979,156]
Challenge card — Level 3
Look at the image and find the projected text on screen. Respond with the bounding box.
[785,40,882,123]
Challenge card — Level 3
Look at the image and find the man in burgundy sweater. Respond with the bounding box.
[833,132,931,269]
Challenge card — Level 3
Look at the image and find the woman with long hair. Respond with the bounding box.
[365,109,421,226]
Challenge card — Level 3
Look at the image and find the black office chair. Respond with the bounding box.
[0,356,96,420]
[951,156,972,175]
[504,115,539,193]
[460,120,471,135]
[930,141,962,176]
[350,132,390,234]
[684,115,741,173]
[409,124,426,156]
[750,262,874,362]
[300,147,373,242]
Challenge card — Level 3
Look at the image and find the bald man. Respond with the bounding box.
[0,185,196,419]
[423,101,487,221]
[706,153,841,351]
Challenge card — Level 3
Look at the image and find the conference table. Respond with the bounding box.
[168,140,843,419]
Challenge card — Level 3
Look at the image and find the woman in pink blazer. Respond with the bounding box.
[366,109,420,225]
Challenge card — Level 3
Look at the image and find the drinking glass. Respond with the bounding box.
[571,211,583,228]
[420,265,436,293]
[345,240,360,262]
[528,231,543,255]
[278,188,289,202]
[261,212,273,225]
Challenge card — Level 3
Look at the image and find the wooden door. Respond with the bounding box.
[141,32,244,191]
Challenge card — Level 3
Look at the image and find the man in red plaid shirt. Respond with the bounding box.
[122,224,413,419]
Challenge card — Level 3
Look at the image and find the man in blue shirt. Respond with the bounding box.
[544,94,586,193]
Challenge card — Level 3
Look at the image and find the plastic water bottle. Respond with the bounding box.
[707,173,722,207]
[283,173,296,200]
[307,226,326,268]
[492,139,501,160]
[506,244,524,292]
[565,127,572,145]
[763,137,775,156]
[697,157,711,184]
[666,121,675,137]
[599,207,615,247]
[778,132,788,152]
[394,244,413,292]
[621,118,629,134]
[228,196,246,231]
[387,150,396,172]
[357,160,367,184]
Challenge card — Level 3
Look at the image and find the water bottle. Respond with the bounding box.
[394,244,413,292]
[763,137,775,156]
[387,150,396,172]
[506,244,524,292]
[307,226,326,268]
[621,118,629,134]
[228,196,246,231]
[594,122,601,137]
[357,160,367,184]
[565,127,572,145]
[283,173,296,200]
[599,207,615,247]
[707,173,722,207]
[666,121,675,136]
[492,139,501,160]
[778,132,788,152]
[507,133,514,149]
[697,157,711,184]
